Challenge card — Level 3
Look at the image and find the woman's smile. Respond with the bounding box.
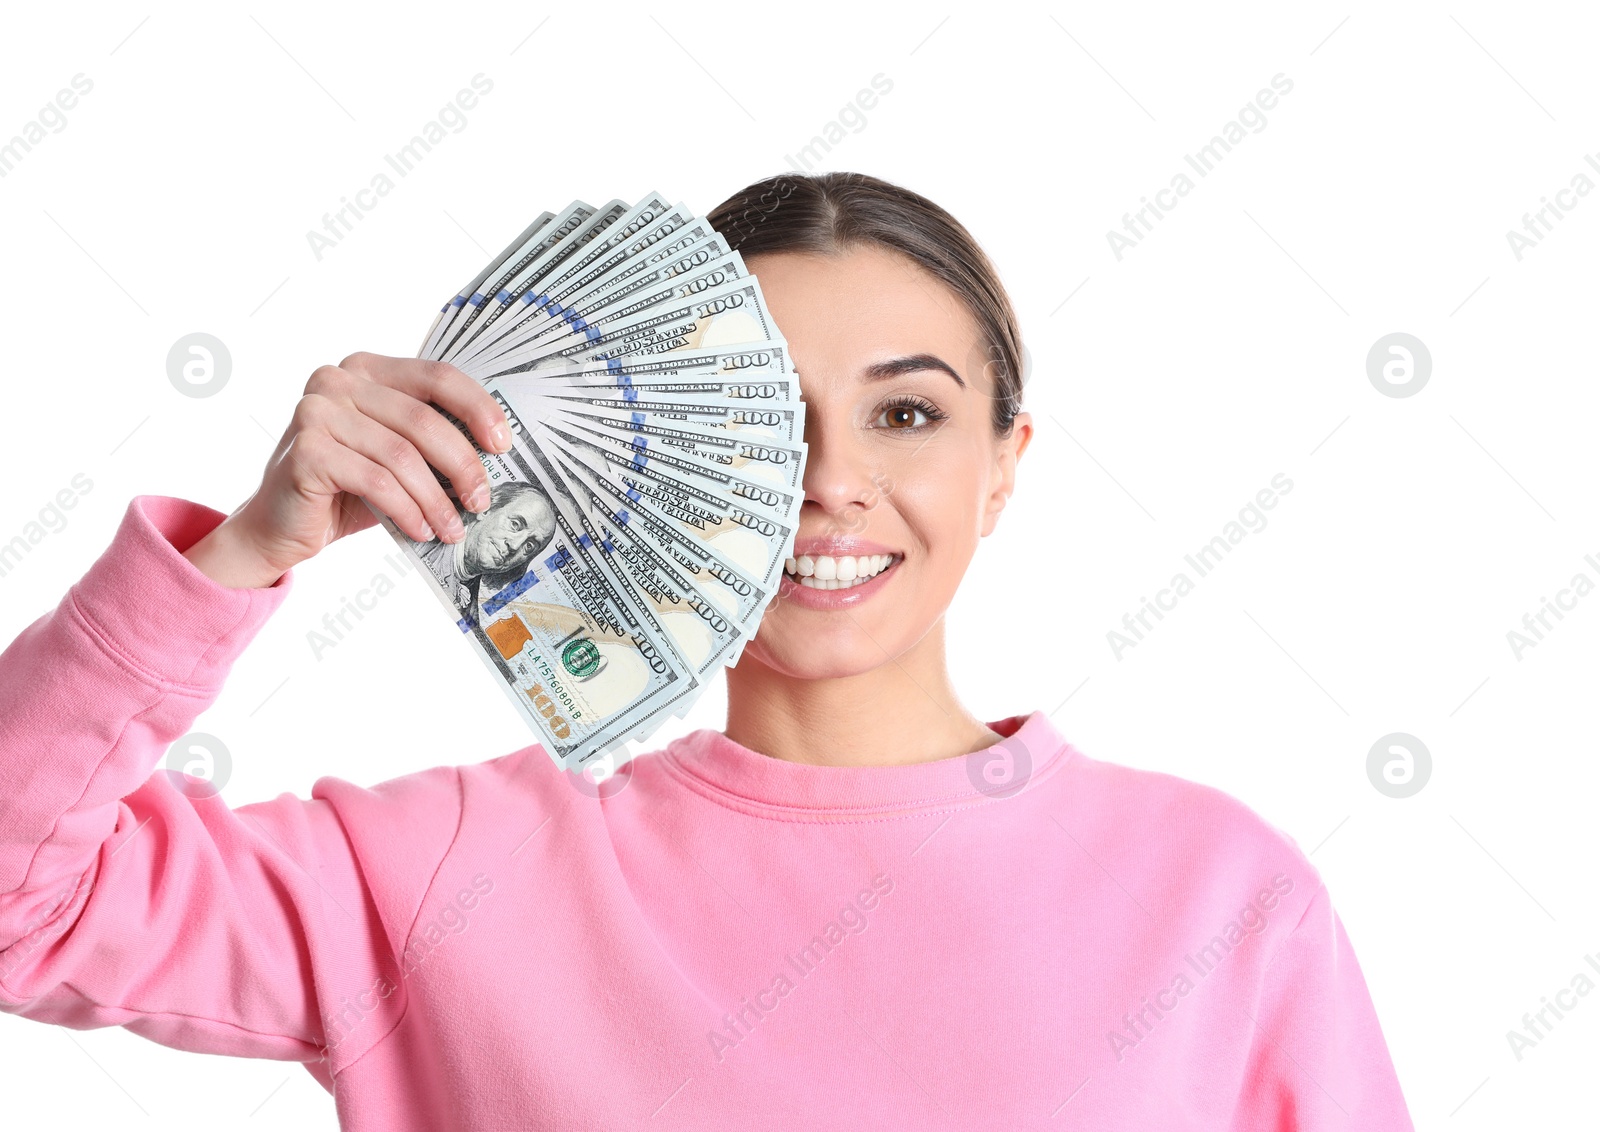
[778,536,904,609]
[786,552,899,588]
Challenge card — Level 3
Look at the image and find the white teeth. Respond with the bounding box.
[783,553,897,589]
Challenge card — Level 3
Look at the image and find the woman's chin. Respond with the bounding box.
[734,633,897,682]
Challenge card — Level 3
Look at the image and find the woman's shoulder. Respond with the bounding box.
[1064,745,1295,832]
[1056,743,1327,913]
[310,739,619,831]
[303,746,575,887]
[315,743,559,813]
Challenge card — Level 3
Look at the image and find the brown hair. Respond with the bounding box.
[706,172,1025,438]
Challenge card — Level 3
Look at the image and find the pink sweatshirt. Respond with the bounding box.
[0,496,1413,1130]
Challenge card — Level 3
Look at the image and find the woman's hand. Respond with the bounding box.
[183,353,512,589]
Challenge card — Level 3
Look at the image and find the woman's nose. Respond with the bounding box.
[801,416,880,515]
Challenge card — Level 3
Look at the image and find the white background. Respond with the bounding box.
[1,0,1595,1127]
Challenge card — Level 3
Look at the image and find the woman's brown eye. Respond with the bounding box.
[887,406,916,428]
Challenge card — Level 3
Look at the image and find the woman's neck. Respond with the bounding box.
[721,620,1003,767]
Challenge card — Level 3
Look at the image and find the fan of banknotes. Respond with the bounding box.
[370,192,804,773]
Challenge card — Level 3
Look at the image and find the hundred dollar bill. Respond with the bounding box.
[520,195,705,319]
[543,408,805,509]
[553,474,752,677]
[538,192,679,297]
[499,389,763,733]
[540,414,801,591]
[550,402,806,489]
[448,194,689,371]
[545,399,806,490]
[543,278,782,367]
[552,376,801,408]
[560,222,725,312]
[545,393,804,445]
[373,390,702,768]
[539,430,776,638]
[457,224,735,376]
[417,210,555,359]
[487,342,795,396]
[427,202,595,362]
[439,199,630,364]
[547,393,800,447]
[482,251,756,376]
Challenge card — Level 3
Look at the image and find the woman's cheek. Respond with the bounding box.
[901,482,975,575]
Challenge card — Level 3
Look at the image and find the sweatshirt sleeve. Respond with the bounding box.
[0,496,423,1084]
[1230,883,1414,1131]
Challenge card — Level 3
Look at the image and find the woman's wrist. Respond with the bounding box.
[182,512,293,590]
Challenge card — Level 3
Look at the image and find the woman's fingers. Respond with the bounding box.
[319,402,468,543]
[342,377,493,516]
[336,352,512,455]
[305,355,506,516]
[297,427,437,544]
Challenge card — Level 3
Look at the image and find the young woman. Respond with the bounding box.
[0,173,1414,1129]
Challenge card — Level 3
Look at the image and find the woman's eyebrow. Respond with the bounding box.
[861,354,966,389]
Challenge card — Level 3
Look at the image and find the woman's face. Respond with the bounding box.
[737,244,1033,679]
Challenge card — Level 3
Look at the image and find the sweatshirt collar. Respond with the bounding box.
[657,709,1073,821]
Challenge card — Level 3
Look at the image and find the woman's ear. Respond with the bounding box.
[980,411,1032,537]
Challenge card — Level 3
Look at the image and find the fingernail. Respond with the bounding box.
[445,514,466,541]
[419,522,435,542]
[467,486,490,512]
[490,423,511,452]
